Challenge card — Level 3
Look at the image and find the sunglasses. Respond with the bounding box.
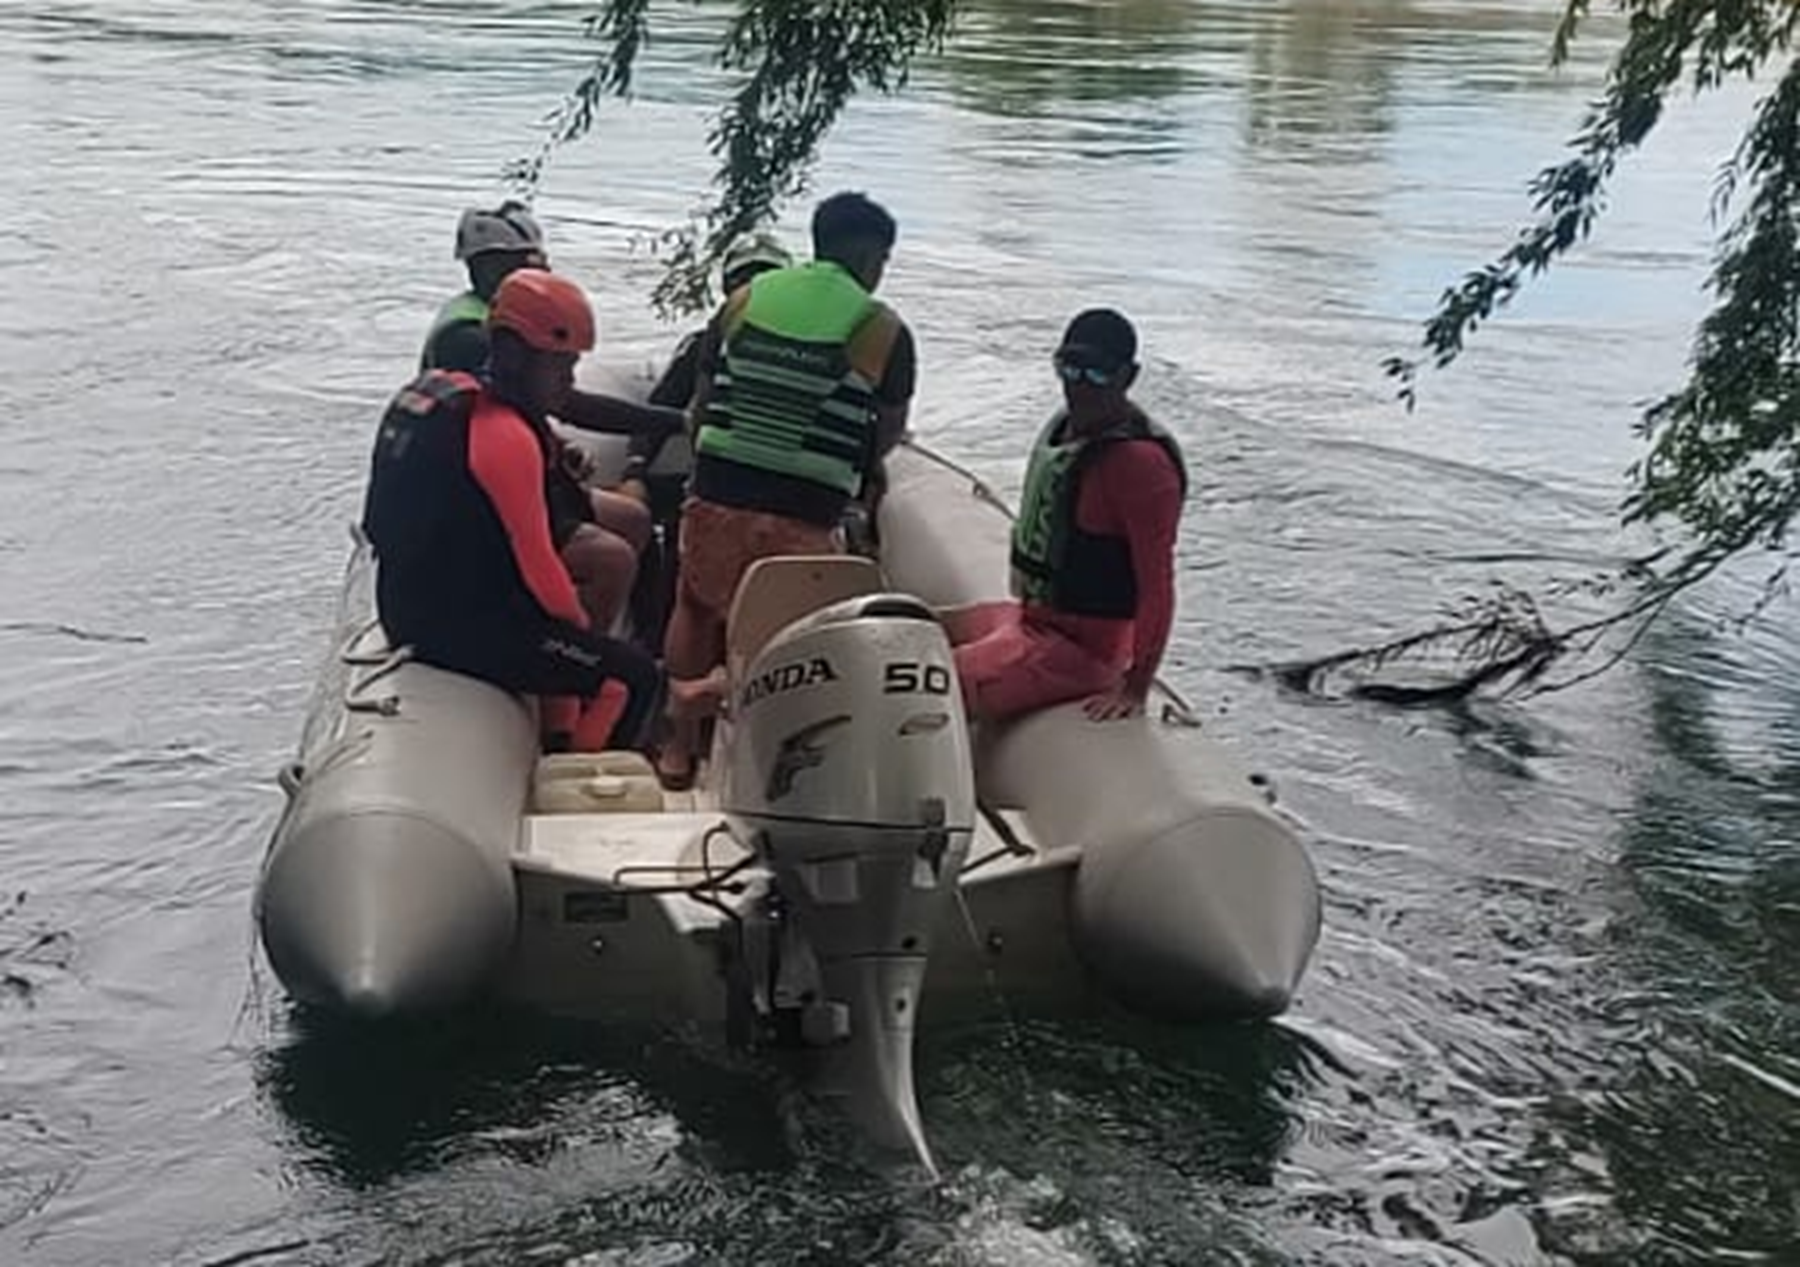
[1053,355,1121,387]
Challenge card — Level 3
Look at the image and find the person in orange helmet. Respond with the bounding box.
[422,201,687,635]
[363,269,675,751]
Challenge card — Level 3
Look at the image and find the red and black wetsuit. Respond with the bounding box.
[360,370,659,748]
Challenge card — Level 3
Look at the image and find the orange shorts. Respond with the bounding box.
[951,601,1124,723]
[675,496,844,620]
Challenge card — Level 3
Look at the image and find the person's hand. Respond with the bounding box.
[1084,683,1148,721]
[669,667,730,721]
[609,455,650,505]
[560,442,599,484]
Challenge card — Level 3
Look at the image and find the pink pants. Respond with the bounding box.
[951,601,1124,723]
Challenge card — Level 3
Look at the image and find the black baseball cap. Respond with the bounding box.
[1055,308,1138,371]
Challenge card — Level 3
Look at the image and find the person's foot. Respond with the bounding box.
[654,746,697,792]
[659,669,727,791]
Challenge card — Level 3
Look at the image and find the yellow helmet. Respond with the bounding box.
[721,231,792,290]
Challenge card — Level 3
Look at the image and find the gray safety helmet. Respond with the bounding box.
[455,202,546,262]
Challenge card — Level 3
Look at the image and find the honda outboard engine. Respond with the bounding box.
[722,593,974,1173]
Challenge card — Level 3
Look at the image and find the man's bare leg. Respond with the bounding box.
[936,602,1011,646]
[656,589,726,790]
[561,524,638,632]
[590,488,652,552]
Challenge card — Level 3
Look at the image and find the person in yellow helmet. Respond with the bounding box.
[612,232,800,645]
[646,232,796,414]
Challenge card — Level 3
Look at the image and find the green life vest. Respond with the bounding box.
[695,261,894,497]
[1010,409,1187,618]
[420,292,491,372]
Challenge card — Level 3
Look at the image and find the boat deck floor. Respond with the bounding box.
[515,751,1068,891]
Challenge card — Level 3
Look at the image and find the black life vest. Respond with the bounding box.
[361,370,588,636]
[1009,408,1187,619]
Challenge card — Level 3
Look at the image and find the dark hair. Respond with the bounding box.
[1058,308,1138,371]
[812,191,897,260]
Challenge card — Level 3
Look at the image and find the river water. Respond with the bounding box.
[2,1,1796,1263]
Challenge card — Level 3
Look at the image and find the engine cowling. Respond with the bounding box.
[721,593,975,1173]
[723,593,974,832]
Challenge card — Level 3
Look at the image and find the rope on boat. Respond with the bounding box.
[344,644,412,716]
[339,617,390,666]
[605,821,754,897]
[900,439,1204,729]
[961,800,1039,877]
[899,437,1019,522]
[273,729,374,803]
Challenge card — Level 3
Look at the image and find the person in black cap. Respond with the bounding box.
[946,308,1188,722]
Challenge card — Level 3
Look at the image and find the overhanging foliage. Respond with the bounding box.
[511,0,957,317]
[521,0,1800,702]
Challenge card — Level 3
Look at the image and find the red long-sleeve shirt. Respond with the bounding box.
[1023,439,1184,691]
[464,396,590,630]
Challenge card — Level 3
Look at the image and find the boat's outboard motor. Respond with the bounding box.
[721,593,974,1173]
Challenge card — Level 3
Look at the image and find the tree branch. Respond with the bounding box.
[512,1,957,317]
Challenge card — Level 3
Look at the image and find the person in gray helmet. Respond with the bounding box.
[423,203,687,458]
[420,202,548,375]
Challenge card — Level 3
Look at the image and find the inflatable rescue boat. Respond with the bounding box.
[256,377,1321,1172]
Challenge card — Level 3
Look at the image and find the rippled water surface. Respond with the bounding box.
[3,2,1797,1263]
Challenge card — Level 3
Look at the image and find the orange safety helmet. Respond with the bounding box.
[488,268,596,354]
